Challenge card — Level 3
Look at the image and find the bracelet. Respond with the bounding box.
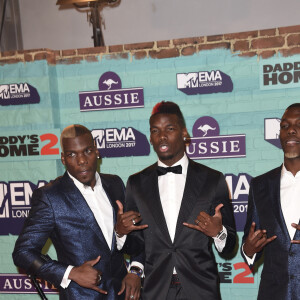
[129,267,143,278]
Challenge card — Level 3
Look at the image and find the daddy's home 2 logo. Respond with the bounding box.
[0,180,47,235]
[260,59,300,90]
[225,173,252,232]
[92,127,150,158]
[177,70,233,95]
[0,129,61,162]
[79,71,144,111]
[186,116,246,160]
[264,118,282,149]
[0,83,40,106]
[0,274,57,295]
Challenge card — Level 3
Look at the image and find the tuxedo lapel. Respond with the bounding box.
[174,160,206,243]
[61,173,111,253]
[269,167,290,241]
[101,175,118,252]
[142,164,173,244]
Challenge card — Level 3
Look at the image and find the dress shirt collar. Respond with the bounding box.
[281,164,300,179]
[157,153,189,176]
[67,171,101,193]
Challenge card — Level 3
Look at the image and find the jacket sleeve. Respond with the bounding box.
[12,188,68,287]
[241,180,263,267]
[213,173,237,254]
[121,176,145,265]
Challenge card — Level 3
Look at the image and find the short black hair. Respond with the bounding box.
[286,103,300,110]
[150,101,186,128]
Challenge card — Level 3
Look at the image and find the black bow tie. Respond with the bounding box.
[157,165,182,176]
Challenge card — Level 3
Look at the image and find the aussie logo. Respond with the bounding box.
[177,70,233,95]
[264,118,282,149]
[0,274,57,294]
[0,130,61,162]
[79,71,144,111]
[91,127,150,158]
[0,180,47,235]
[186,116,246,160]
[225,173,252,231]
[0,83,40,106]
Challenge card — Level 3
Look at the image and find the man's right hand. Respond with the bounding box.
[243,222,277,258]
[115,200,148,237]
[68,256,107,294]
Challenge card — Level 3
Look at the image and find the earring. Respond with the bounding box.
[183,137,187,141]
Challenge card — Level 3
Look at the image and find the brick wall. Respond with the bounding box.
[1,25,300,65]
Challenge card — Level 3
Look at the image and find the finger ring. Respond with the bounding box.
[132,218,136,225]
[130,296,134,299]
[196,220,200,225]
[97,274,102,283]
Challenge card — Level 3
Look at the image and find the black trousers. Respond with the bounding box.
[166,283,188,300]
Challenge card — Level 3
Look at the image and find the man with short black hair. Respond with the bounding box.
[13,124,142,300]
[242,103,300,300]
[115,101,236,300]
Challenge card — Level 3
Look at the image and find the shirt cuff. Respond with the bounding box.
[130,261,144,277]
[60,265,74,289]
[116,232,127,250]
[242,243,256,265]
[212,226,227,252]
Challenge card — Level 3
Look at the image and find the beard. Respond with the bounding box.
[284,151,300,159]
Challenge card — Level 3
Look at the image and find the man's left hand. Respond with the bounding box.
[291,223,300,244]
[118,273,141,300]
[183,203,223,237]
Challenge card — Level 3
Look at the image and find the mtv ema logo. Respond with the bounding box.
[186,116,246,160]
[0,180,47,235]
[91,127,150,158]
[177,70,233,95]
[264,118,282,149]
[79,71,144,111]
[0,83,40,106]
[225,173,252,232]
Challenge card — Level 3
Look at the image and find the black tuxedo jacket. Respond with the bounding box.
[125,159,236,300]
[13,172,141,300]
[242,166,300,300]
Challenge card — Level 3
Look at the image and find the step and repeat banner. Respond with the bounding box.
[0,49,298,299]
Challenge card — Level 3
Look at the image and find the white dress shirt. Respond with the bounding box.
[243,164,300,264]
[61,172,114,288]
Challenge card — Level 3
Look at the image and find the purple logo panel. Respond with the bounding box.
[225,173,252,232]
[79,88,144,111]
[186,135,246,160]
[177,71,233,95]
[0,274,58,294]
[79,71,144,112]
[0,180,47,235]
[92,127,150,158]
[0,83,40,106]
[192,116,220,137]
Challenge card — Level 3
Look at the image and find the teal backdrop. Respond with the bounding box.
[0,48,298,299]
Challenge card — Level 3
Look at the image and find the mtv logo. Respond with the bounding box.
[0,85,9,99]
[177,73,198,89]
[92,130,105,148]
[264,118,282,149]
[0,183,8,218]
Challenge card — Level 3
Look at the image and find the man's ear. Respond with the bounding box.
[61,153,65,166]
[96,149,100,158]
[182,127,188,140]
